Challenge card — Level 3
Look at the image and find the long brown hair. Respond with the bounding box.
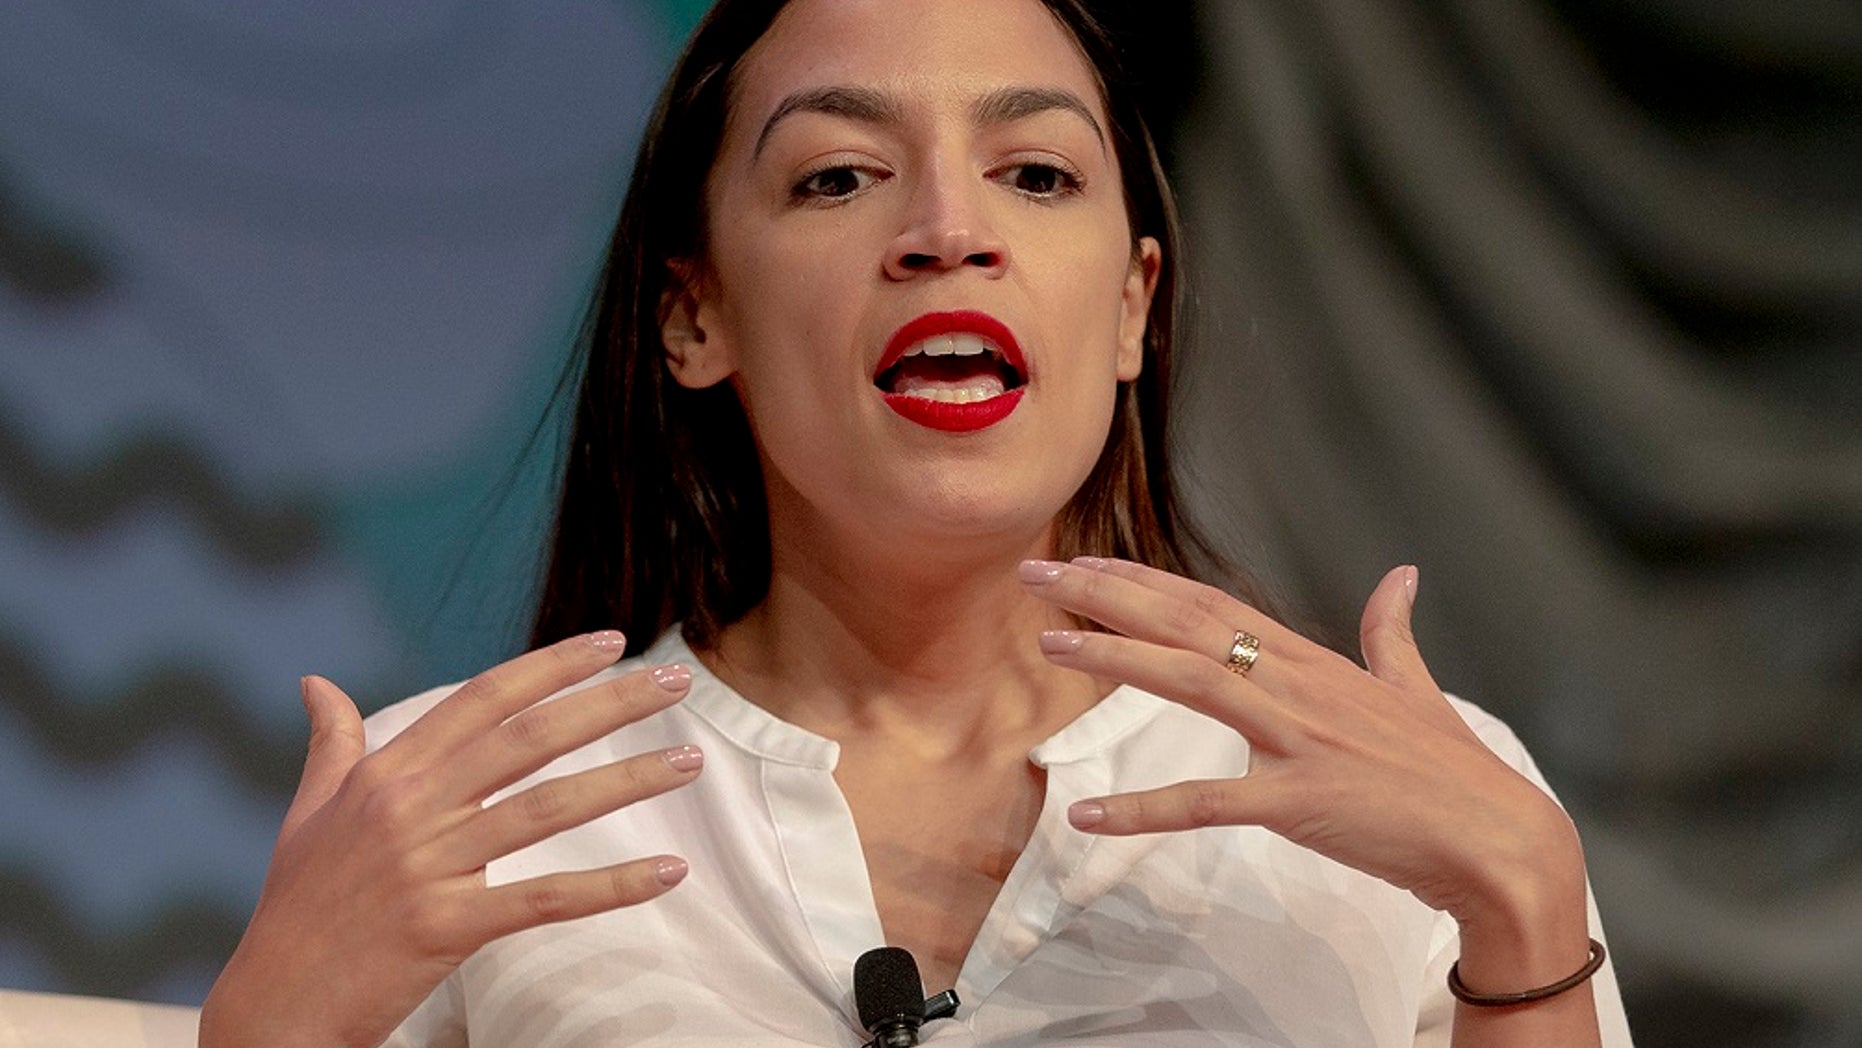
[530,0,1266,656]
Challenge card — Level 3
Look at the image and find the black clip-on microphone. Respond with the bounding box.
[854,946,960,1047]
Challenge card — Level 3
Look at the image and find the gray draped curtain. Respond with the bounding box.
[1164,1,1861,1044]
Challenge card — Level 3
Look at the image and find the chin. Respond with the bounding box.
[869,468,1078,551]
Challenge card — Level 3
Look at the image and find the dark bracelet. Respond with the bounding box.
[1447,938,1607,1008]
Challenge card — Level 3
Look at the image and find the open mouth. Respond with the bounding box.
[874,333,1025,401]
[873,311,1027,432]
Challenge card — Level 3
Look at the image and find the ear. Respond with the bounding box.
[659,260,737,389]
[1116,236,1162,382]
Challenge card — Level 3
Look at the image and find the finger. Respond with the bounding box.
[441,745,704,871]
[1067,777,1280,836]
[1358,565,1436,694]
[1039,629,1293,749]
[385,631,631,769]
[1069,556,1303,650]
[280,675,367,842]
[437,664,694,806]
[471,854,690,943]
[1021,559,1296,684]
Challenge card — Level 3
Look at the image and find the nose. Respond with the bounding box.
[883,162,1009,280]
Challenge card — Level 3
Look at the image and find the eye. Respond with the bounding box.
[998,161,1083,199]
[792,165,882,202]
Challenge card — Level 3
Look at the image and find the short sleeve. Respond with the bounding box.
[1411,698,1636,1047]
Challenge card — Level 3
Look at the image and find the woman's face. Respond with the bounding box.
[667,0,1159,555]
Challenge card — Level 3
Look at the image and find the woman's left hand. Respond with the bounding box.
[1018,557,1591,974]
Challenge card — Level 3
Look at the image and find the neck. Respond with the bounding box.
[701,497,1106,757]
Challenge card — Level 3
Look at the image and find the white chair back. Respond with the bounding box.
[0,990,200,1048]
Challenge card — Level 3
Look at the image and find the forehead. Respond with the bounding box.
[727,0,1106,136]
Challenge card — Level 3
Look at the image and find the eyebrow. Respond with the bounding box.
[754,86,904,158]
[753,84,1107,159]
[973,86,1105,153]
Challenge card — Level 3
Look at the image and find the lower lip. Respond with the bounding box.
[882,389,1025,432]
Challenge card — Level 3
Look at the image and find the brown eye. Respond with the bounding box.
[1001,162,1082,198]
[794,166,877,200]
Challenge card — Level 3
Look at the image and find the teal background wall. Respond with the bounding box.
[0,0,707,1004]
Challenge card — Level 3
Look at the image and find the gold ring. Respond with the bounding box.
[1225,630,1260,675]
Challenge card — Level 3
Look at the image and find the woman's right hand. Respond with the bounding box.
[197,631,701,1048]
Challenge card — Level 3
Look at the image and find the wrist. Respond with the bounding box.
[1449,805,1593,994]
[200,946,359,1048]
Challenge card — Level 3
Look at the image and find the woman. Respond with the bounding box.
[199,0,1633,1045]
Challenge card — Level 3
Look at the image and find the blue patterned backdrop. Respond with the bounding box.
[0,0,712,1005]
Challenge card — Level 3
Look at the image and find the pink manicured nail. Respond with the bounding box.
[662,745,704,772]
[1068,801,1106,829]
[655,857,689,886]
[1403,566,1419,608]
[1018,559,1065,584]
[1072,555,1109,571]
[1039,630,1085,655]
[585,630,628,652]
[650,664,692,692]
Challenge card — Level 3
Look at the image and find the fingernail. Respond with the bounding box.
[585,630,628,652]
[1039,630,1085,655]
[662,745,703,772]
[1403,566,1419,608]
[650,663,692,692]
[655,857,689,886]
[1018,559,1065,584]
[1072,555,1109,570]
[1068,801,1106,829]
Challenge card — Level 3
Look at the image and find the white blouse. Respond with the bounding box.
[368,629,1633,1047]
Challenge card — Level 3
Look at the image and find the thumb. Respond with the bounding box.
[279,674,366,842]
[1359,565,1435,691]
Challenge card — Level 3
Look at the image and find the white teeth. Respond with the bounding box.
[893,374,1008,402]
[882,333,1013,403]
[903,387,996,403]
[903,333,992,358]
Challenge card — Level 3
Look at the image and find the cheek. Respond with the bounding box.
[710,258,872,487]
[1036,237,1141,381]
[1034,240,1139,479]
[716,251,844,396]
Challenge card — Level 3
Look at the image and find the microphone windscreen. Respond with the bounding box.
[854,947,926,1031]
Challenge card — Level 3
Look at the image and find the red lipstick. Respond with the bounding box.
[882,388,1025,432]
[875,310,1027,434]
